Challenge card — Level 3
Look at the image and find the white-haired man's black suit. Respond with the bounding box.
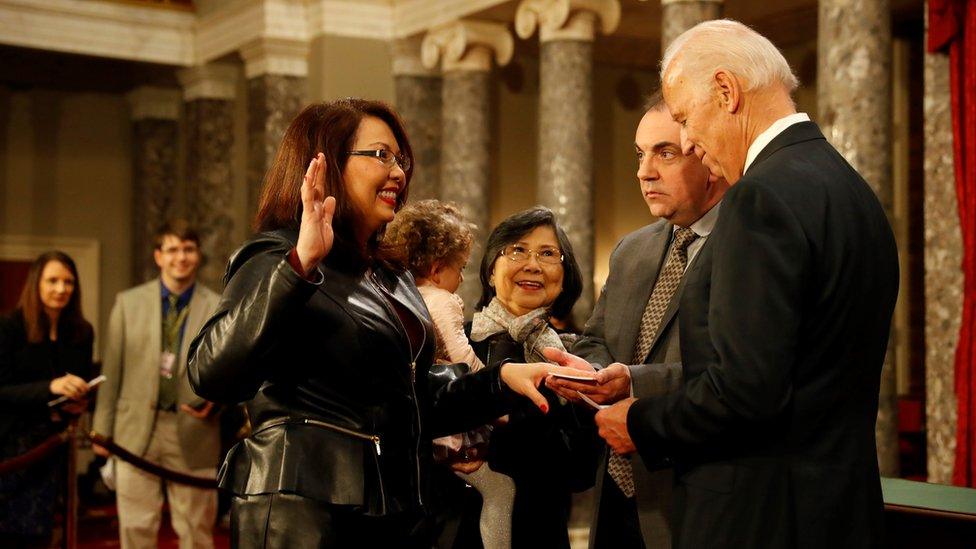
[627,121,899,548]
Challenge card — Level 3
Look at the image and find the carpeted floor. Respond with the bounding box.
[76,504,229,548]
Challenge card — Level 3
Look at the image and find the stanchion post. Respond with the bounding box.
[64,421,77,549]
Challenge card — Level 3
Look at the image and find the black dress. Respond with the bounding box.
[0,311,93,539]
[437,328,599,549]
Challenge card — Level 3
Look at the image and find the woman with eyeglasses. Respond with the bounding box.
[437,207,599,549]
[187,99,571,547]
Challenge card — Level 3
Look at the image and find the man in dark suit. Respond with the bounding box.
[578,19,898,548]
[546,95,727,549]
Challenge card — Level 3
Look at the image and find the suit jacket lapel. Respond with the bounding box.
[143,281,162,396]
[616,224,672,365]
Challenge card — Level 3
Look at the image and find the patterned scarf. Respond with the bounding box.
[469,297,570,363]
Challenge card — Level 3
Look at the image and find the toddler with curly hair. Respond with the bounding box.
[384,199,514,549]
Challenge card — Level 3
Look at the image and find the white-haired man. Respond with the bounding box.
[579,19,898,547]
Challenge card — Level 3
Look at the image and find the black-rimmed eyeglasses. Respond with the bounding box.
[347,149,412,172]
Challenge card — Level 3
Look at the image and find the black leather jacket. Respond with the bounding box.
[188,230,511,516]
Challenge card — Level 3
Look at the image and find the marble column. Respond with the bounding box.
[240,38,308,220]
[393,36,442,201]
[818,0,898,476]
[177,64,238,290]
[423,21,514,315]
[126,87,181,284]
[516,0,621,324]
[661,0,723,49]
[923,8,962,485]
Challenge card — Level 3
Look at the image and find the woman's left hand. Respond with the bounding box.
[500,362,596,413]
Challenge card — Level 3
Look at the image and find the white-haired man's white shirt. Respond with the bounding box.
[742,112,811,174]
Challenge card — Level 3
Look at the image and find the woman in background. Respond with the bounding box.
[0,251,93,547]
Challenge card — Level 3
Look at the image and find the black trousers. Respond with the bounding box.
[593,469,646,549]
[231,493,427,548]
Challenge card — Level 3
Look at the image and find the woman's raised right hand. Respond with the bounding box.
[295,153,337,274]
[49,373,89,400]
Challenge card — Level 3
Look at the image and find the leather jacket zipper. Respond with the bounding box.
[303,418,382,456]
[252,417,382,456]
[370,270,427,507]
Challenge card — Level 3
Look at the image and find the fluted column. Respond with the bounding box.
[177,64,238,289]
[126,86,180,284]
[661,0,723,49]
[240,38,308,220]
[423,20,514,315]
[923,5,962,485]
[393,35,442,201]
[818,0,898,476]
[516,0,620,324]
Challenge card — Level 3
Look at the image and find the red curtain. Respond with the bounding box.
[929,0,976,488]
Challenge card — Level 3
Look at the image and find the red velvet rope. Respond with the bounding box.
[87,432,217,489]
[0,428,216,489]
[0,428,72,475]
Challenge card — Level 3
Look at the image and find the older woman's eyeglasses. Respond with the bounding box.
[500,244,564,265]
[347,149,412,172]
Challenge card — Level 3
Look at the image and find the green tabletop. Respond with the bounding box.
[882,477,976,516]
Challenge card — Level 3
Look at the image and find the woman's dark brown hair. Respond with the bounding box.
[253,98,413,266]
[17,251,92,344]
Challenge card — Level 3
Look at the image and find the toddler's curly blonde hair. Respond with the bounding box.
[383,199,475,280]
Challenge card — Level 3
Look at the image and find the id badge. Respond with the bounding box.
[160,351,176,379]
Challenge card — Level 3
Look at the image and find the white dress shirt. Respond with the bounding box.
[742,112,811,174]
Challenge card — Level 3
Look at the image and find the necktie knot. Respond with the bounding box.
[168,294,179,309]
[673,227,698,251]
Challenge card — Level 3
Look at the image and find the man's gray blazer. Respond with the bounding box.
[93,279,221,470]
[573,220,691,549]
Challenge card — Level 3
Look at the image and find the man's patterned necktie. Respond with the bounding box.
[608,227,698,498]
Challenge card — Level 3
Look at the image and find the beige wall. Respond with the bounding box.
[0,88,132,355]
[308,34,395,103]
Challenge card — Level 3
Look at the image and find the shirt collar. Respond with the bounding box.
[743,112,811,174]
[160,280,195,308]
[672,200,721,239]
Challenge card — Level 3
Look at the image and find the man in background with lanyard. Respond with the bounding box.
[93,221,221,548]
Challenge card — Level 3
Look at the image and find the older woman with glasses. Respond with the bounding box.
[437,207,598,549]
